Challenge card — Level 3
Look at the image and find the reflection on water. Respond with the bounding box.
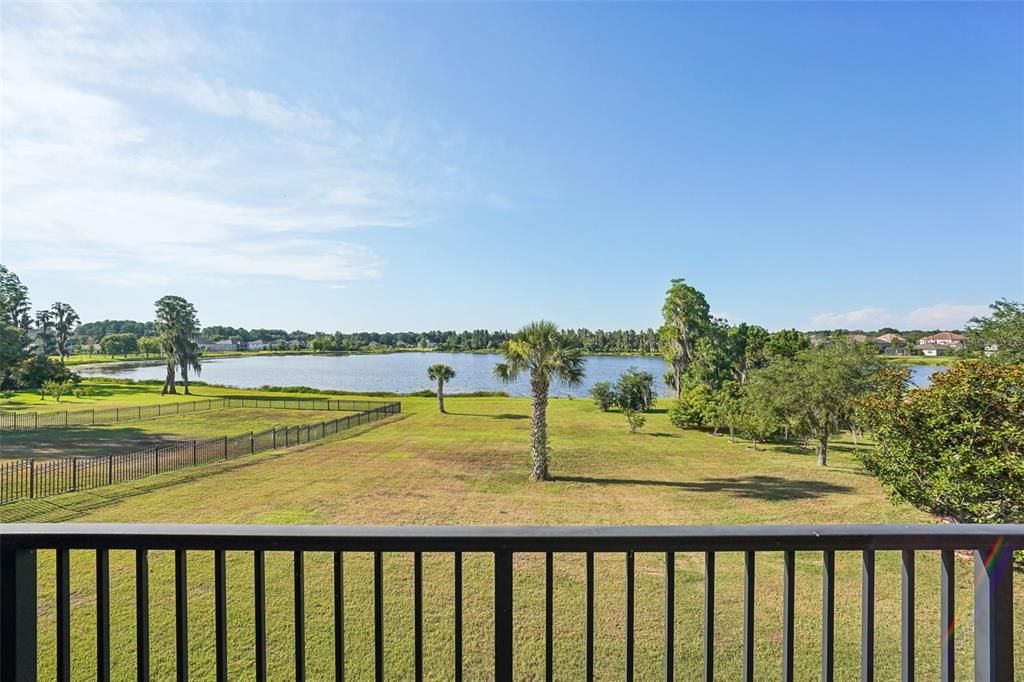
[79,352,940,396]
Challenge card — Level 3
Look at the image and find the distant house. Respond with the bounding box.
[875,333,908,356]
[918,332,966,350]
[876,333,907,345]
[913,342,949,357]
[846,333,869,344]
[247,339,270,351]
[286,339,305,350]
[197,338,239,353]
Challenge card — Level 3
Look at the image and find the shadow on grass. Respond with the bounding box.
[773,442,865,458]
[449,412,529,420]
[1,427,188,460]
[554,474,854,501]
[647,432,678,438]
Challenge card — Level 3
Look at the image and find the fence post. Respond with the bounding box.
[974,543,1015,680]
[34,412,37,429]
[250,432,254,454]
[72,458,77,490]
[0,545,37,681]
[192,440,197,467]
[92,409,96,425]
[65,411,68,428]
[272,427,277,449]
[154,448,159,475]
[285,428,289,447]
[224,435,228,460]
[138,406,141,420]
[116,408,120,422]
[108,455,113,485]
[29,460,35,499]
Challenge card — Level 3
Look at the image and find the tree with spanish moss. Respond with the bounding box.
[427,363,456,413]
[659,278,710,398]
[50,301,80,363]
[154,295,201,395]
[493,321,586,481]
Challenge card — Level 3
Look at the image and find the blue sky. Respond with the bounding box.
[2,2,1021,332]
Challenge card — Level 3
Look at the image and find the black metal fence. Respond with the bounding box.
[0,401,401,505]
[0,397,393,431]
[0,524,1018,681]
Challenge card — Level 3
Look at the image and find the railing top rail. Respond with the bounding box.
[2,523,1021,552]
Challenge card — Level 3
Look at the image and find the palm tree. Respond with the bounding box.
[493,321,585,481]
[154,295,201,396]
[50,302,80,363]
[33,310,55,356]
[427,364,456,413]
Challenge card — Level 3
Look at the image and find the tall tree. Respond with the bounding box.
[493,321,586,481]
[659,279,710,398]
[33,310,56,356]
[0,265,32,330]
[426,364,456,413]
[154,295,201,395]
[966,298,1023,364]
[50,302,80,363]
[765,328,810,360]
[750,341,883,465]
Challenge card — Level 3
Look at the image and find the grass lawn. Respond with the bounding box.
[881,355,954,366]
[3,385,1021,680]
[0,408,351,460]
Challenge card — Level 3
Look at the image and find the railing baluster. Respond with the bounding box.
[56,548,71,682]
[414,551,423,682]
[98,548,111,682]
[585,551,594,682]
[294,551,306,682]
[901,550,914,682]
[940,549,953,682]
[704,551,715,682]
[214,549,228,682]
[782,550,795,682]
[974,540,1014,681]
[374,551,384,682]
[625,551,635,682]
[862,550,875,682]
[743,550,754,682]
[254,551,267,682]
[452,548,460,675]
[175,549,188,682]
[664,551,674,682]
[822,549,835,682]
[494,550,513,682]
[137,549,150,682]
[334,552,345,682]
[544,551,552,682]
[0,544,37,681]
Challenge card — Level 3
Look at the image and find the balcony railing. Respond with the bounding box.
[0,523,1018,681]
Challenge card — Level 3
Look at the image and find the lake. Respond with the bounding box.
[77,352,940,397]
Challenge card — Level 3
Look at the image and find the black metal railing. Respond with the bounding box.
[0,524,1018,681]
[0,397,395,431]
[0,401,401,505]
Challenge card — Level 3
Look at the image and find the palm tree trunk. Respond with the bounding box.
[437,379,445,413]
[529,376,550,481]
[817,427,829,466]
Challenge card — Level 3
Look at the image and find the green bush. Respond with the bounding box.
[590,382,617,411]
[857,362,1024,525]
[668,383,714,429]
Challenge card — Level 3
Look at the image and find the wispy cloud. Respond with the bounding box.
[0,2,456,286]
[810,303,988,330]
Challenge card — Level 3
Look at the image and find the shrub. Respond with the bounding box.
[668,383,714,429]
[857,362,1024,525]
[624,409,646,434]
[590,382,617,411]
[615,367,656,413]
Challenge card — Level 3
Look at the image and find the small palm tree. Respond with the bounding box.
[427,364,456,413]
[493,321,585,481]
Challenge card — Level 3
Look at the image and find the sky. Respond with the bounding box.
[2,2,1022,333]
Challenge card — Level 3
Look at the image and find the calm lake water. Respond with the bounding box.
[78,352,940,397]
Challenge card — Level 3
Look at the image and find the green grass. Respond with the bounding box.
[3,384,1020,679]
[0,408,352,460]
[881,355,954,366]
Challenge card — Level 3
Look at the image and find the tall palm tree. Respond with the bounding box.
[154,295,201,396]
[493,321,585,481]
[426,364,456,413]
[33,310,55,356]
[50,302,80,363]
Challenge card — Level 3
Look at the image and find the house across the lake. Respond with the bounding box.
[197,338,240,352]
[914,342,951,357]
[917,331,966,350]
[874,333,908,356]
